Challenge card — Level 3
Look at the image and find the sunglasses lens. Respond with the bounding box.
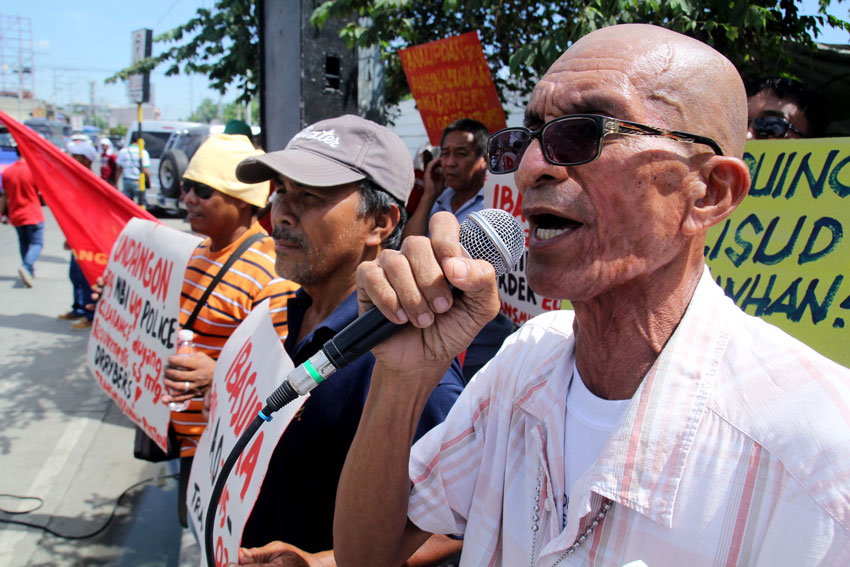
[487,117,604,173]
[184,180,214,199]
[488,129,529,173]
[753,117,788,139]
[543,117,600,165]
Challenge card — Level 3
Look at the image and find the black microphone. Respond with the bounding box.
[264,208,524,413]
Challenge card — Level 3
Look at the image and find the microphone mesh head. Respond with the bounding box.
[459,209,525,276]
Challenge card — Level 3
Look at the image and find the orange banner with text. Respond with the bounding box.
[400,31,506,145]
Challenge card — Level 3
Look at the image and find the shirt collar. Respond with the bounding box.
[513,268,732,530]
[578,267,731,528]
[285,289,359,364]
[433,187,485,217]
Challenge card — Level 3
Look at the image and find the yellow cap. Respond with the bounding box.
[182,134,269,208]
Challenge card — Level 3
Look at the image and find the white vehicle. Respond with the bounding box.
[123,120,204,214]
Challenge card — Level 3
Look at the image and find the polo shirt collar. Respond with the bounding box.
[433,187,485,217]
[285,288,359,361]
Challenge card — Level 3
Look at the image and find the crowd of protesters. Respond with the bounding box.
[0,30,845,566]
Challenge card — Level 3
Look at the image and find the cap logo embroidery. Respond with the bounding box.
[291,126,340,148]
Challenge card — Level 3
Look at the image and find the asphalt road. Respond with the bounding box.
[0,207,201,567]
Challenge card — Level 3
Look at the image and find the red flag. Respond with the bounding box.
[0,111,159,284]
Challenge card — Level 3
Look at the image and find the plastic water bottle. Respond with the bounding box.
[169,329,196,412]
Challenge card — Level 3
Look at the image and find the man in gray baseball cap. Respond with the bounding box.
[234,115,464,565]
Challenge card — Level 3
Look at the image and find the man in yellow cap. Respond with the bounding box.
[159,133,299,527]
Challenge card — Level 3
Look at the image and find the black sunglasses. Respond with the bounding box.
[487,114,724,174]
[182,179,216,199]
[748,116,803,140]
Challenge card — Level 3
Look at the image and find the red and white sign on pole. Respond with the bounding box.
[188,300,306,567]
[86,219,202,450]
[400,31,506,146]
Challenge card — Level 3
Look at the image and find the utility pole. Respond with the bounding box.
[89,81,96,125]
[0,15,35,120]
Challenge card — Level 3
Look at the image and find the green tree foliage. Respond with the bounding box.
[187,98,220,123]
[105,0,848,112]
[110,124,128,138]
[185,97,259,123]
[222,99,260,123]
[106,0,259,104]
[313,0,850,106]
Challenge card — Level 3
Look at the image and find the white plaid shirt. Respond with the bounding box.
[409,268,850,566]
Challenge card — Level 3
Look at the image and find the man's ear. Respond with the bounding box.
[682,156,750,236]
[366,203,401,247]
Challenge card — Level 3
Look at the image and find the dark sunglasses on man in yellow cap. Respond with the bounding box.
[182,179,216,199]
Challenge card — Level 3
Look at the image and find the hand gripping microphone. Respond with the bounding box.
[264,208,525,414]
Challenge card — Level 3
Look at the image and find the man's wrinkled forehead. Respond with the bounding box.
[527,56,643,124]
[527,29,696,126]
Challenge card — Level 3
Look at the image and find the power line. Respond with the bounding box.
[155,0,184,28]
[43,64,118,74]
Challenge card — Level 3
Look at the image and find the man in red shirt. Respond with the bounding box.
[0,151,44,287]
[99,138,118,187]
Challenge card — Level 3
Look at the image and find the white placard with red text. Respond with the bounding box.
[187,300,305,567]
[86,218,202,450]
[483,174,568,325]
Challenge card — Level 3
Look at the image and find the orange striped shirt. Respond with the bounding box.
[171,222,299,457]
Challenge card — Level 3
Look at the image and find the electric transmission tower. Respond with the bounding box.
[0,14,35,100]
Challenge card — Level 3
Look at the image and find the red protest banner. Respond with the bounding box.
[400,31,506,145]
[0,111,158,284]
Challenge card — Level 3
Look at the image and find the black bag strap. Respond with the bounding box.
[184,232,265,331]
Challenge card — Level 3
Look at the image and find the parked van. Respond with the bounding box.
[123,120,203,213]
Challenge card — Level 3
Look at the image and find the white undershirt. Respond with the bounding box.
[563,362,630,524]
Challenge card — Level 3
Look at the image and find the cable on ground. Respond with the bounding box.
[0,473,178,540]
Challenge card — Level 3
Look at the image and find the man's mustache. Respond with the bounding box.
[271,226,306,248]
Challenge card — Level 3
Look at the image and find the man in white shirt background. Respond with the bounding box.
[115,140,151,205]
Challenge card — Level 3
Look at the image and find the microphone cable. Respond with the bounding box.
[204,384,299,566]
[0,473,179,540]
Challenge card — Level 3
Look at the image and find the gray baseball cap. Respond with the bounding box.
[236,114,414,203]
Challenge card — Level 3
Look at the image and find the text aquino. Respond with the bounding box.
[704,138,850,367]
[745,148,850,200]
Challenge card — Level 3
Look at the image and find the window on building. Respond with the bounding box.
[324,54,341,92]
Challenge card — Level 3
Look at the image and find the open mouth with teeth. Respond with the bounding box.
[531,213,583,241]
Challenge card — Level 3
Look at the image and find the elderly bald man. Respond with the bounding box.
[333,24,850,566]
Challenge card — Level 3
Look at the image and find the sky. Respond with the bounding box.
[2,0,240,121]
[2,0,848,123]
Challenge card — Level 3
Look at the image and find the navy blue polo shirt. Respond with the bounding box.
[242,288,464,551]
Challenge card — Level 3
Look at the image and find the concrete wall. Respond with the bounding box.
[108,104,161,129]
[261,0,360,151]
